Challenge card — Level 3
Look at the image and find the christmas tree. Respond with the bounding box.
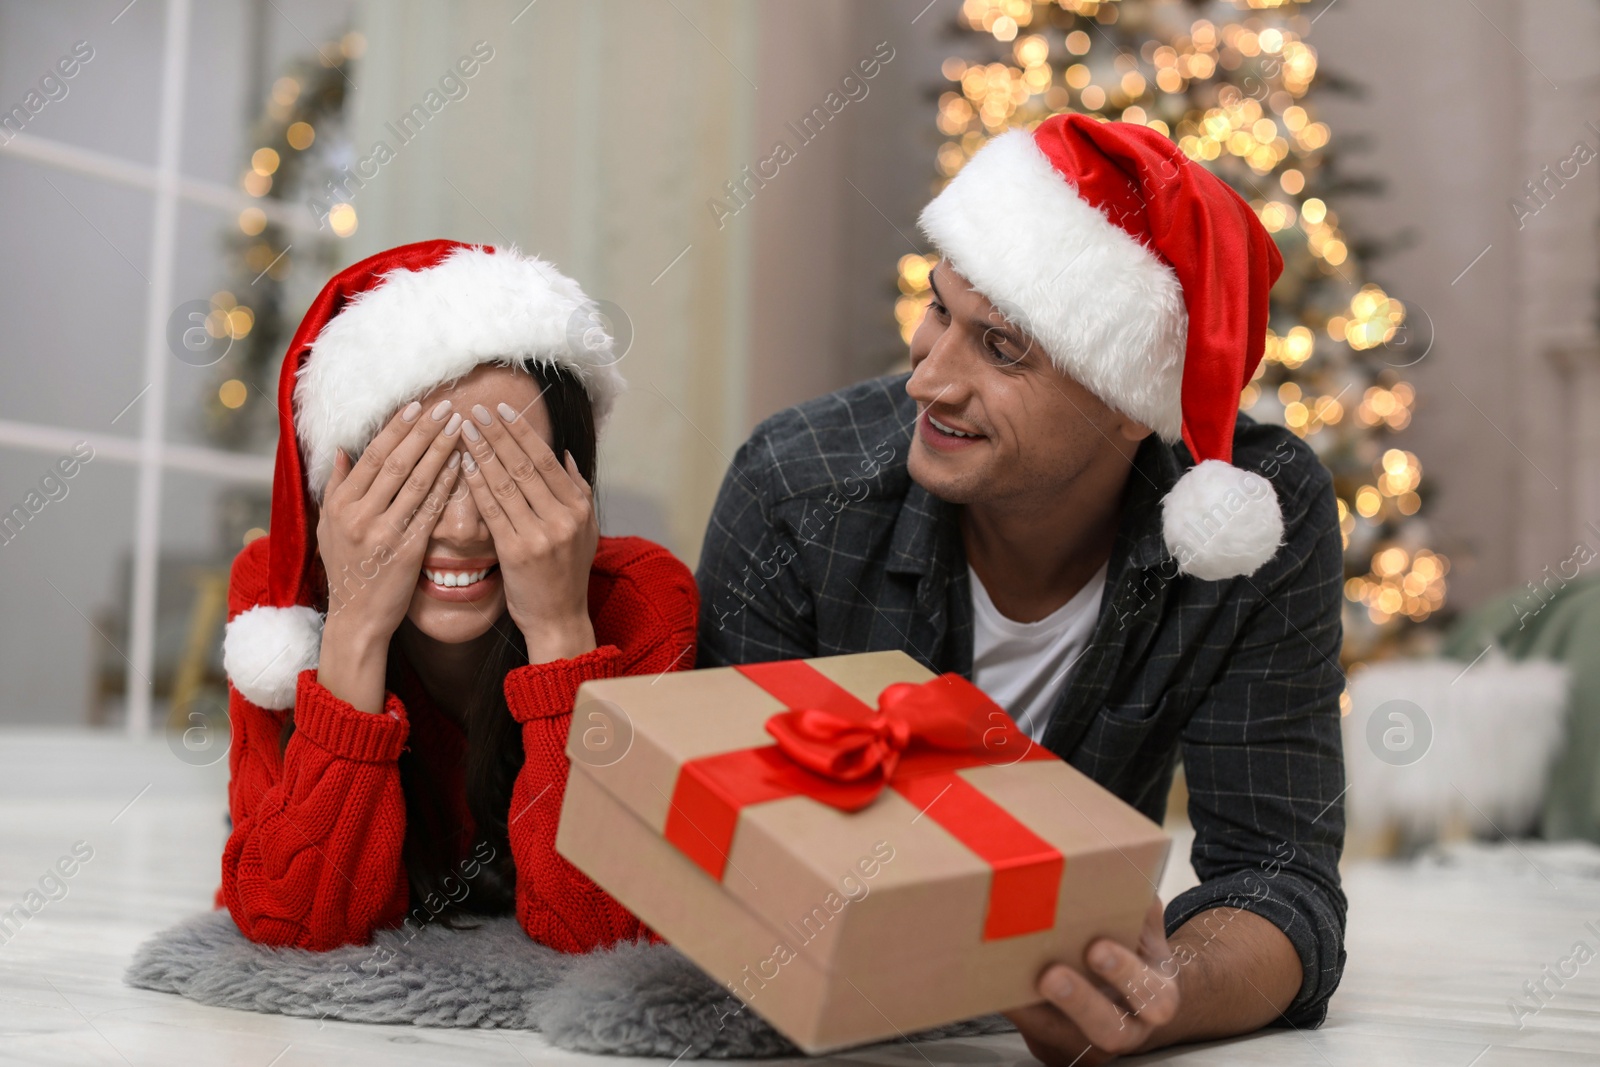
[900,0,1444,665]
[200,31,364,458]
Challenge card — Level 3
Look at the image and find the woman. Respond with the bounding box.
[218,240,697,952]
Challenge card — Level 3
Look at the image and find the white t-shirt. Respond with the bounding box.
[968,560,1108,744]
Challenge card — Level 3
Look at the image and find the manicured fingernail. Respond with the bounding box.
[430,399,452,420]
[1092,947,1117,973]
[446,451,461,470]
[401,401,422,422]
[444,412,462,436]
[472,404,493,426]
[461,451,477,472]
[1046,970,1073,999]
[462,421,481,442]
[498,402,519,422]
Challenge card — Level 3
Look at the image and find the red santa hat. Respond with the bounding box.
[222,239,625,710]
[917,113,1286,580]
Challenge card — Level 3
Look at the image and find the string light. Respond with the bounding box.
[895,253,939,344]
[328,202,358,238]
[933,0,1444,644]
[1346,547,1449,623]
[250,147,280,176]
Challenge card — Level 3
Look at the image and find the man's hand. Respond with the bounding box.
[1004,900,1179,1065]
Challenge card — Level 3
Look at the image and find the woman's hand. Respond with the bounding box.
[315,399,464,711]
[457,401,599,664]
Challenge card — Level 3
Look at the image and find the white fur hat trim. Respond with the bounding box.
[293,244,627,500]
[917,128,1187,443]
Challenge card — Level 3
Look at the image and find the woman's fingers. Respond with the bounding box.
[386,452,462,565]
[344,399,454,510]
[458,445,524,545]
[471,404,568,521]
[324,448,351,498]
[334,401,417,500]
[394,449,463,555]
[459,406,542,532]
[563,449,592,501]
[383,409,464,537]
[493,401,588,510]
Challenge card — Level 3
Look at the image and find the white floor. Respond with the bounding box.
[0,731,1596,1066]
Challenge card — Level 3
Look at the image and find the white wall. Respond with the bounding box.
[343,0,949,562]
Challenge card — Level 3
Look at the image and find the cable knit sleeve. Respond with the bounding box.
[219,539,411,950]
[505,537,699,953]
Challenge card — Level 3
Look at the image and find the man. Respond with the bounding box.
[697,114,1346,1063]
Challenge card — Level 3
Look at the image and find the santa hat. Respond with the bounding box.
[222,239,625,710]
[917,113,1287,580]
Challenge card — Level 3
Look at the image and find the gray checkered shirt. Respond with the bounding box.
[696,373,1347,1029]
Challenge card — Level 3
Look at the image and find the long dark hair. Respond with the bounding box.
[287,359,598,928]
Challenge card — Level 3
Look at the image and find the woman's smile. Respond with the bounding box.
[417,555,502,601]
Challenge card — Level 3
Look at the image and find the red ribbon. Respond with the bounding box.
[663,660,1065,940]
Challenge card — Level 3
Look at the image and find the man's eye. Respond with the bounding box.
[983,331,1024,366]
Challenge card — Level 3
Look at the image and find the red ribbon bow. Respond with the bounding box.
[762,678,1005,809]
[663,660,1066,941]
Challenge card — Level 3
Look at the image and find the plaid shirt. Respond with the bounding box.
[696,373,1347,1029]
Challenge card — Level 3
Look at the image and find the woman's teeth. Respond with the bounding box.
[424,567,492,587]
[929,413,979,438]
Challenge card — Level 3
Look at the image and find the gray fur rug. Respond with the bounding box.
[125,911,1015,1058]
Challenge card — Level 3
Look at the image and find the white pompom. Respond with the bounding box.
[222,604,324,710]
[1161,459,1285,580]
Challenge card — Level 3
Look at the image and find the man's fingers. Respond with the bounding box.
[1141,898,1167,946]
[1085,936,1181,1033]
[1038,963,1151,1054]
[1002,1003,1104,1067]
[1131,901,1180,1027]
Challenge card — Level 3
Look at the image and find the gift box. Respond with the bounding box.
[555,650,1170,1054]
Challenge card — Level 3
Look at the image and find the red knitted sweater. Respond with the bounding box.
[219,533,698,953]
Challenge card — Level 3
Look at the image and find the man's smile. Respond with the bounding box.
[919,408,988,452]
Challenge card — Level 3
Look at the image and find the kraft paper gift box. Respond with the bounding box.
[555,650,1171,1054]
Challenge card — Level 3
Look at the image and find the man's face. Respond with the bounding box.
[905,263,1151,508]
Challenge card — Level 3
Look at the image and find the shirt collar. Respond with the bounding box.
[887,480,958,579]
